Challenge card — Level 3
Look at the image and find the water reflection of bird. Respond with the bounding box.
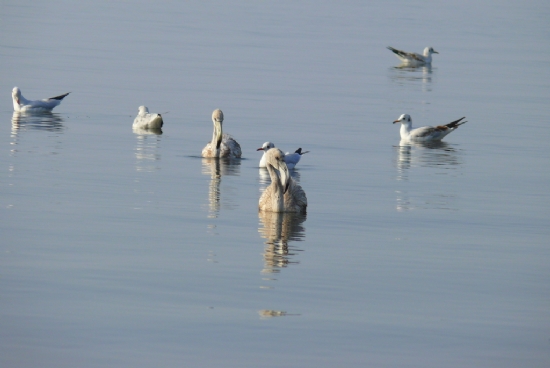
[258,309,301,318]
[257,141,309,169]
[134,129,162,173]
[258,211,306,274]
[11,111,64,132]
[133,106,163,130]
[12,87,70,112]
[132,126,163,136]
[259,148,307,213]
[395,140,463,182]
[393,114,467,142]
[387,46,438,65]
[202,109,241,158]
[389,63,433,91]
[201,157,241,218]
[394,141,463,212]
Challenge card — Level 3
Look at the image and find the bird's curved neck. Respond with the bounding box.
[266,164,285,211]
[212,120,223,152]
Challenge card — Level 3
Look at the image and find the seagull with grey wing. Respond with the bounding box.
[393,114,467,142]
[257,142,309,169]
[12,87,70,112]
[387,46,438,65]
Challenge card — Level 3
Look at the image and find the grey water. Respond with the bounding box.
[1,1,549,367]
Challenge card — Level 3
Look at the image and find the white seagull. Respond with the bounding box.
[393,114,467,142]
[259,148,307,213]
[257,142,309,169]
[133,106,163,130]
[202,109,242,158]
[12,87,70,112]
[387,46,438,65]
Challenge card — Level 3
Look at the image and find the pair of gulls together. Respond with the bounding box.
[386,46,468,140]
[12,87,164,130]
[201,109,308,213]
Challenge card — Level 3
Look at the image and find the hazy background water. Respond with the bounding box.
[1,1,549,367]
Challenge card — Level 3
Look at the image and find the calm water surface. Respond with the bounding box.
[1,1,549,367]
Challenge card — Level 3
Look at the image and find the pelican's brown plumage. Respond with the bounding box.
[259,148,307,213]
[202,109,242,158]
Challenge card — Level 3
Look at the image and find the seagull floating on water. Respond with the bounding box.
[133,106,163,130]
[202,109,242,158]
[393,114,467,142]
[259,148,307,213]
[387,46,438,65]
[257,142,309,169]
[12,87,70,112]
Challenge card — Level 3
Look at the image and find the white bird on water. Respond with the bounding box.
[133,106,163,130]
[202,109,242,158]
[393,114,467,142]
[12,87,70,112]
[259,148,307,213]
[387,46,438,65]
[257,142,309,169]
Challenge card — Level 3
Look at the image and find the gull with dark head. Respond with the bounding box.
[133,106,163,130]
[393,114,467,142]
[257,141,309,169]
[259,148,307,213]
[12,87,70,112]
[202,109,242,158]
[387,46,438,65]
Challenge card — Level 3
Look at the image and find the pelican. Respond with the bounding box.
[12,87,70,112]
[259,148,307,213]
[257,142,309,169]
[202,109,242,158]
[393,114,467,142]
[133,106,163,130]
[387,46,438,65]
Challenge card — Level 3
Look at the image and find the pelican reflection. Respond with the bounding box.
[394,140,463,212]
[201,157,241,218]
[258,211,306,275]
